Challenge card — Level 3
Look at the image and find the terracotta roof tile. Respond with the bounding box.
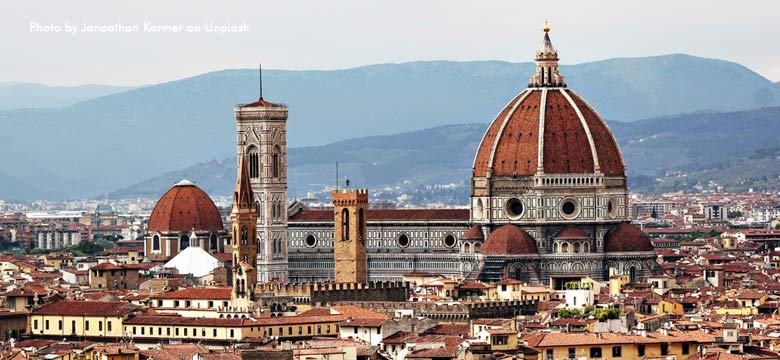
[32,301,138,316]
[150,287,231,300]
[148,182,223,232]
[481,223,537,255]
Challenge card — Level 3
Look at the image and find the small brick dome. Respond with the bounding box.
[148,180,224,233]
[604,223,654,252]
[462,225,485,241]
[480,223,538,255]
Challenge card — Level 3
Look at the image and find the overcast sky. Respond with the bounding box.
[2,0,779,86]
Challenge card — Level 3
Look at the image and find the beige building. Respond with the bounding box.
[30,301,138,338]
[526,331,716,360]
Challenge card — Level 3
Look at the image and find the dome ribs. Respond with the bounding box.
[148,183,224,232]
[491,90,541,177]
[567,90,625,175]
[542,91,593,174]
[480,223,538,255]
[473,91,527,177]
[604,223,654,252]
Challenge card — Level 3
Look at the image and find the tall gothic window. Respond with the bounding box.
[248,147,259,178]
[152,235,160,251]
[272,146,280,178]
[241,227,248,246]
[341,208,350,241]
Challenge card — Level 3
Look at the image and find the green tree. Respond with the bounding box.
[727,210,743,219]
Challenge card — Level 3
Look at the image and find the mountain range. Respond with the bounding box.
[108,106,780,200]
[0,82,137,110]
[1,54,779,200]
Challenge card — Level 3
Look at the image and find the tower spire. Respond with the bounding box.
[258,64,263,100]
[529,21,566,88]
[234,152,254,208]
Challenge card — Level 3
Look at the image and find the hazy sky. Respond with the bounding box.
[2,0,779,86]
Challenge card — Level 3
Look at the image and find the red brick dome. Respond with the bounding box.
[604,223,653,252]
[480,223,537,255]
[462,224,484,241]
[148,180,224,232]
[473,89,624,178]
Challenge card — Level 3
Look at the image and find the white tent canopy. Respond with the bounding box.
[164,246,221,278]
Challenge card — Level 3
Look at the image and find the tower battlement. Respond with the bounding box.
[332,188,368,205]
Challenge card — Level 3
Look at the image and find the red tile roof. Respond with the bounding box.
[604,223,654,252]
[473,89,624,177]
[238,97,286,108]
[32,301,138,316]
[148,182,223,232]
[554,225,589,239]
[150,287,232,300]
[462,224,484,241]
[481,223,537,255]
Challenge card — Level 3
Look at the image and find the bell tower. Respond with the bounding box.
[234,77,289,283]
[332,188,368,283]
[230,154,257,311]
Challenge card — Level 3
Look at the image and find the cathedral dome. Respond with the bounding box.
[480,223,537,255]
[603,223,654,252]
[148,180,224,233]
[472,27,624,179]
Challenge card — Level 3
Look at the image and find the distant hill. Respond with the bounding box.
[109,107,780,199]
[0,83,138,110]
[1,55,779,200]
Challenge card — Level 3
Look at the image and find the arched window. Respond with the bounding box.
[272,146,281,178]
[247,147,259,178]
[561,243,569,253]
[341,208,350,241]
[152,235,160,251]
[210,234,218,250]
[241,227,248,246]
[573,243,581,253]
[179,235,189,250]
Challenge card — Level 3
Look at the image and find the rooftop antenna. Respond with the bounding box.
[258,63,263,99]
[335,161,339,191]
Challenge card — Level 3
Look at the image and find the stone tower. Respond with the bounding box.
[332,188,368,283]
[234,95,289,282]
[230,154,257,311]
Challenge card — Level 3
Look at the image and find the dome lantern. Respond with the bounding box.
[529,22,566,88]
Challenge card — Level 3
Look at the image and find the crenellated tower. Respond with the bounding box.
[230,154,257,310]
[332,188,368,283]
[234,88,289,283]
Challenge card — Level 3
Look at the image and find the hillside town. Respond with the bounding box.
[3,18,780,360]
